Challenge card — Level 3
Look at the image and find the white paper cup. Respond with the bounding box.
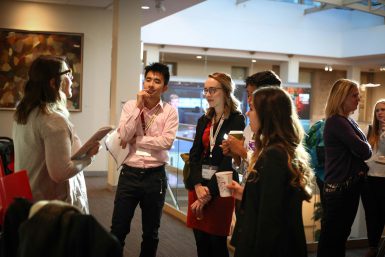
[229,130,244,140]
[215,171,233,197]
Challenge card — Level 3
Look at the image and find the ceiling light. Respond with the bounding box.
[196,55,202,59]
[324,65,333,72]
[362,83,381,88]
[141,6,150,10]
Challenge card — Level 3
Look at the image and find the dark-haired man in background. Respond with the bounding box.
[222,70,282,182]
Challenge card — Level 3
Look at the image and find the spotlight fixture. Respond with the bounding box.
[324,65,333,72]
[362,83,381,88]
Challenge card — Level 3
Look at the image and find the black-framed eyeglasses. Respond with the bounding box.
[202,87,222,95]
[58,69,73,80]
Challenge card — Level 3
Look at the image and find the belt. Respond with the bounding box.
[324,173,364,193]
[122,164,165,173]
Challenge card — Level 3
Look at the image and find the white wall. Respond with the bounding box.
[164,58,274,78]
[342,24,385,56]
[142,0,385,58]
[0,1,113,171]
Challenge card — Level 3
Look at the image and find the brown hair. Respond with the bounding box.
[205,72,241,119]
[14,56,69,124]
[368,99,385,150]
[248,86,313,201]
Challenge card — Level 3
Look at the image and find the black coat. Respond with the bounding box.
[17,203,122,257]
[187,111,245,196]
[232,146,308,257]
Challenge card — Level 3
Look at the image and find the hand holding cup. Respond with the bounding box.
[215,171,233,197]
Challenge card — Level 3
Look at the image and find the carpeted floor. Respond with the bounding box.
[87,175,199,257]
[86,175,376,257]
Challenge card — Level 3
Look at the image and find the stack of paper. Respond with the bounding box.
[104,130,130,168]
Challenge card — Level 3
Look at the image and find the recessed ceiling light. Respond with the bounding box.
[196,55,202,59]
[141,6,150,10]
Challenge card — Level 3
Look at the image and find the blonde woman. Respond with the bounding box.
[228,86,313,257]
[317,79,372,257]
[13,56,99,213]
[186,72,245,257]
[362,99,385,257]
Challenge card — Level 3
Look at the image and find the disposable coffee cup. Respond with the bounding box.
[229,130,243,140]
[215,171,233,197]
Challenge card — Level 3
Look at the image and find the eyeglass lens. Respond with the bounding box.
[203,87,221,95]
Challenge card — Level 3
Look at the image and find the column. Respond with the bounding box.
[145,45,160,65]
[347,66,362,121]
[108,0,142,186]
[280,56,300,84]
[347,66,367,239]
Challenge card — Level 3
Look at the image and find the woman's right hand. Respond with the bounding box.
[194,184,209,200]
[227,181,244,200]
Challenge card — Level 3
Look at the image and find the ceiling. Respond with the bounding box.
[13,0,385,71]
[15,0,206,26]
[237,0,385,17]
[305,0,385,17]
[160,51,385,72]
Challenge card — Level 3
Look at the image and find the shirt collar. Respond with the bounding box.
[144,99,164,112]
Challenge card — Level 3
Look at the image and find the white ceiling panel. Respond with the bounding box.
[15,0,206,25]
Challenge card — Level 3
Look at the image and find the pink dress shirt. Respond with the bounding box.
[118,99,179,169]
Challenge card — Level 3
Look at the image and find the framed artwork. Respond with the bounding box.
[0,28,83,111]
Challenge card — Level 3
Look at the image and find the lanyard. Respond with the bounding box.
[140,106,161,136]
[209,114,225,158]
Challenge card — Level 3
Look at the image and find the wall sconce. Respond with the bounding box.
[324,65,333,72]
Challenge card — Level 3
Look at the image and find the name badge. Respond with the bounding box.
[136,148,151,157]
[202,165,217,180]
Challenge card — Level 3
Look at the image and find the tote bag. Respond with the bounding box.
[0,170,33,224]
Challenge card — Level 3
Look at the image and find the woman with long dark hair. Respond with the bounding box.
[13,55,99,213]
[229,86,313,257]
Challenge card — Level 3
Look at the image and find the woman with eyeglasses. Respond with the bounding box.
[186,72,245,257]
[13,55,100,213]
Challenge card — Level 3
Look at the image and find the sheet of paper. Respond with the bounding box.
[71,126,114,160]
[104,129,130,168]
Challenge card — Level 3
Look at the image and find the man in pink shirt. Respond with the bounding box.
[110,63,179,257]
